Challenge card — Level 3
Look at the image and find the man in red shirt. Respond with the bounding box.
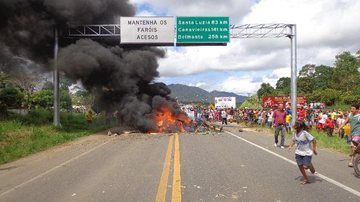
[325,116,335,136]
[298,106,306,121]
[273,104,287,148]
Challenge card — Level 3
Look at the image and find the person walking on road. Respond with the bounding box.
[288,120,317,185]
[339,104,360,167]
[221,109,228,125]
[273,104,287,148]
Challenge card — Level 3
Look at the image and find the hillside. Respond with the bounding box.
[168,84,246,103]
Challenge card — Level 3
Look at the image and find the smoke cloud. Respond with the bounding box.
[0,0,184,132]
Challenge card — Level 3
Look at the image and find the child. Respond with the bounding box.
[288,120,318,184]
[285,112,292,134]
[343,123,351,143]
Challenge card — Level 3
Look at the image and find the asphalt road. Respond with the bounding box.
[0,124,359,202]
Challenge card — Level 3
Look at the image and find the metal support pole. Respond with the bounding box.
[53,27,61,127]
[290,24,297,126]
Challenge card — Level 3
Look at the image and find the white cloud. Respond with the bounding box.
[131,0,360,94]
[136,10,156,16]
[215,75,261,96]
[131,0,254,24]
[242,0,360,48]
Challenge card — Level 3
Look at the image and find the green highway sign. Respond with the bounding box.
[176,16,230,43]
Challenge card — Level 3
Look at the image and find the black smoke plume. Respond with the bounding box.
[0,0,185,132]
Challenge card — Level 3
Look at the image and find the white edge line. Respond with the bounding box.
[0,140,110,197]
[225,131,360,198]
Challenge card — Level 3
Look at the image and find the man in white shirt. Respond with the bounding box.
[221,109,228,125]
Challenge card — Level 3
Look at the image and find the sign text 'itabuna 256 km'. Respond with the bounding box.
[119,16,230,45]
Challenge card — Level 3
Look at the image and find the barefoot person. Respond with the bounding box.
[288,120,318,184]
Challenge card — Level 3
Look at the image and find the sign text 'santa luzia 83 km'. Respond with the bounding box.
[120,16,175,44]
[176,17,230,43]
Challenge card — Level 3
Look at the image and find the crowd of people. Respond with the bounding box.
[183,105,355,142]
[183,103,360,174]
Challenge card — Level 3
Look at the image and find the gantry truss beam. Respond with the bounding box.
[230,24,293,38]
[66,23,293,38]
[67,25,121,37]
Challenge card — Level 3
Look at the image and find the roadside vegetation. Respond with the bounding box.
[0,69,112,165]
[254,51,360,107]
[0,109,111,165]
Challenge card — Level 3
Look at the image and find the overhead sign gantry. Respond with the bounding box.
[58,18,297,127]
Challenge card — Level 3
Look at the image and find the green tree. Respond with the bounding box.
[312,65,333,90]
[257,83,275,99]
[60,90,72,111]
[340,92,360,105]
[298,77,315,94]
[72,90,94,106]
[60,76,75,91]
[308,88,341,106]
[42,81,54,90]
[0,88,24,117]
[240,95,262,109]
[30,90,53,109]
[0,72,25,114]
[0,87,24,108]
[333,51,360,92]
[297,64,316,94]
[30,89,72,110]
[275,77,291,95]
[299,64,316,78]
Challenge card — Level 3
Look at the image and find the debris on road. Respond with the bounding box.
[194,121,223,135]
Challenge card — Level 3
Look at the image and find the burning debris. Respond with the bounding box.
[194,120,223,134]
[0,0,192,133]
[149,102,191,133]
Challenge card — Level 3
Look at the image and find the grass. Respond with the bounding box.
[248,124,352,154]
[309,129,351,154]
[0,111,113,165]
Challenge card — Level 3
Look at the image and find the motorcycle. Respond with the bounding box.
[351,144,360,177]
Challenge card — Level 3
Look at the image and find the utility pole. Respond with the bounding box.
[53,27,61,127]
[289,24,297,127]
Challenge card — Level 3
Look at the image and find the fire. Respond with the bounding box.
[150,105,191,133]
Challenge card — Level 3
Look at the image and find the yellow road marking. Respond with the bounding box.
[172,133,182,202]
[155,135,174,202]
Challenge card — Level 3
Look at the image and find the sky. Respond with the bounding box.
[129,0,360,96]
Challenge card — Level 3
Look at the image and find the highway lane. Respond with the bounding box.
[180,127,360,201]
[0,126,359,202]
[0,134,169,202]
